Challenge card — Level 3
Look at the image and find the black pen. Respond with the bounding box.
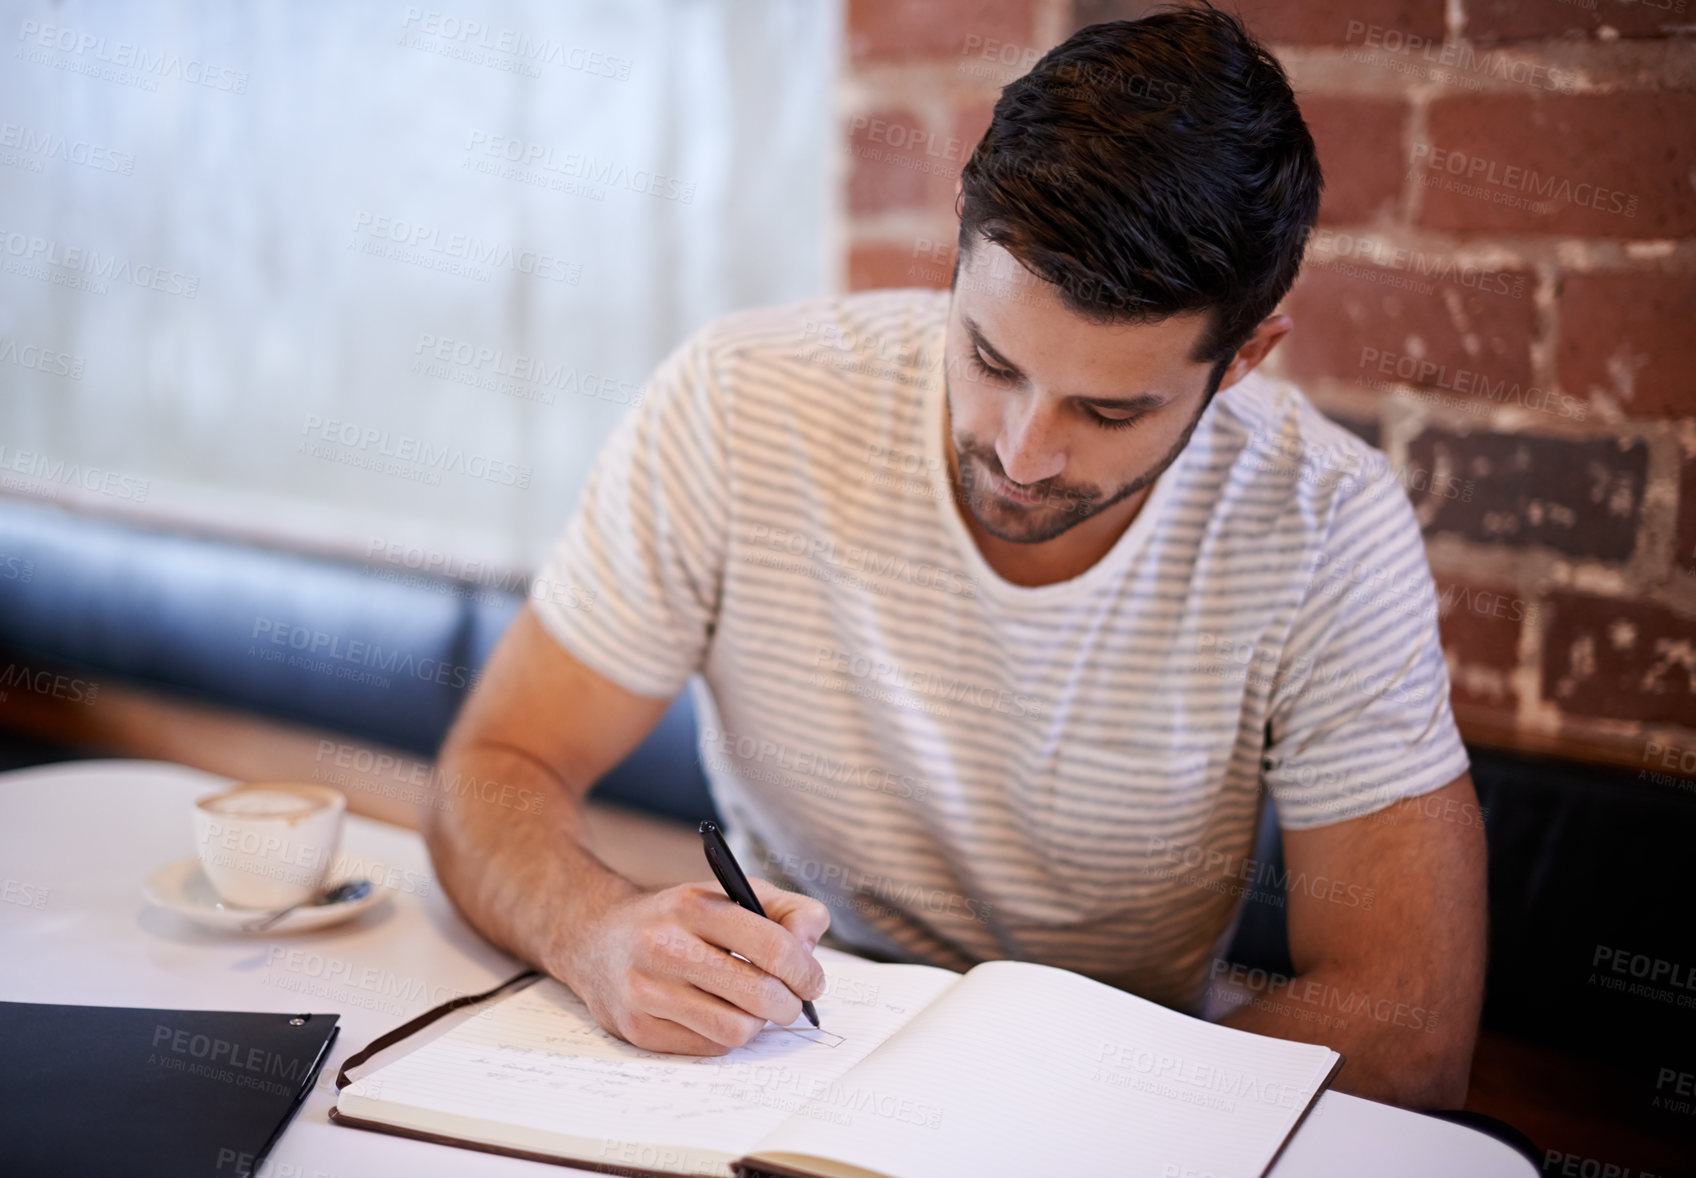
[698,819,820,1028]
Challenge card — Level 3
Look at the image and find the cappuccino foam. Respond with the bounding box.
[202,786,331,819]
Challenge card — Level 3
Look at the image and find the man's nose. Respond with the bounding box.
[997,398,1066,486]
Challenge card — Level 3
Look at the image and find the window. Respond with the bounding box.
[0,0,838,574]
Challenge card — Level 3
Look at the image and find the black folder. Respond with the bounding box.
[0,1001,339,1178]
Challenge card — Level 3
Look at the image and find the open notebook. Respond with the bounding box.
[332,945,1342,1178]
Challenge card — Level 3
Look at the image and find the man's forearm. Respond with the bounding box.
[1214,962,1475,1109]
[423,739,642,973]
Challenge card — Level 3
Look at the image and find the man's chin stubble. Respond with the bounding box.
[952,457,1102,544]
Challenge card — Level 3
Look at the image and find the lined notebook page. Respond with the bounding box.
[337,947,962,1175]
[747,959,1340,1178]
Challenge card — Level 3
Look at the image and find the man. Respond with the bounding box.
[423,4,1486,1111]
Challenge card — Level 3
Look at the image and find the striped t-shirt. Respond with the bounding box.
[533,287,1469,1015]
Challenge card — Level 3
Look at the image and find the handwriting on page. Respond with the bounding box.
[479,984,848,1061]
[452,986,851,1124]
[347,960,962,1157]
[762,1025,845,1047]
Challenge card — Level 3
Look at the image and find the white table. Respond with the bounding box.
[0,760,1537,1177]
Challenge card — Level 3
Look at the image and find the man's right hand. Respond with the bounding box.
[553,876,832,1055]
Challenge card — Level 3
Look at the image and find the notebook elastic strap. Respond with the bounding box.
[335,968,541,1090]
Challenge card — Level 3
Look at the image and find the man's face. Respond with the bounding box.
[945,237,1223,545]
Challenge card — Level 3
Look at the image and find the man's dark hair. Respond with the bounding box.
[954,2,1323,394]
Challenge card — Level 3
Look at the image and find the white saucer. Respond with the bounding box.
[143,857,386,934]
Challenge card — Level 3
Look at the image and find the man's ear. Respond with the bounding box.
[1215,314,1294,395]
[954,175,963,205]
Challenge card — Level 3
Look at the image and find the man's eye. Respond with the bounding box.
[968,348,1014,381]
[1087,407,1143,431]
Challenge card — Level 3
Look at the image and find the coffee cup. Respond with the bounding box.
[192,782,346,910]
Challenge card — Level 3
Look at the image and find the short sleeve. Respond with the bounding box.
[1261,462,1471,829]
[529,323,729,700]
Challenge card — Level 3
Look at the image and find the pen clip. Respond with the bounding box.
[701,821,766,917]
[705,844,739,903]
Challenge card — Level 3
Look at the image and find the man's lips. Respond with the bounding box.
[988,469,1048,505]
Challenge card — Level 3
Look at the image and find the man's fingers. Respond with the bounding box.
[688,886,826,1003]
[628,974,768,1050]
[747,876,832,949]
[646,927,806,1025]
[618,1007,734,1056]
[573,882,828,1058]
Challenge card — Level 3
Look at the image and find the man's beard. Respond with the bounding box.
[945,383,1208,545]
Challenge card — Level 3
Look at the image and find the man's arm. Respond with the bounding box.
[1216,771,1488,1109]
[423,604,829,1055]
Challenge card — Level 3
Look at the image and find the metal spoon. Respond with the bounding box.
[239,879,373,932]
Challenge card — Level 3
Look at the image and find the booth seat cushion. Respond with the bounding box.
[0,500,715,824]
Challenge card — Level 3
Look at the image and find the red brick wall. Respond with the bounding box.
[839,0,1696,778]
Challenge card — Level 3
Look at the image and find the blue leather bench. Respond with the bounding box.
[0,499,712,824]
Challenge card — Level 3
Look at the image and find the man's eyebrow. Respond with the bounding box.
[1074,391,1169,412]
[962,315,1171,412]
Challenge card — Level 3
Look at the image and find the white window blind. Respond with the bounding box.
[0,0,839,574]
